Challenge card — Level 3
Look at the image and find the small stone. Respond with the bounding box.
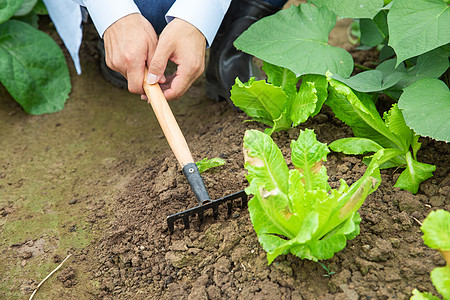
[232,212,240,218]
[21,260,27,267]
[68,199,78,205]
[21,250,32,259]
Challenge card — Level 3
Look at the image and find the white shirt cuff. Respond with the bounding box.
[166,0,231,47]
[82,0,141,37]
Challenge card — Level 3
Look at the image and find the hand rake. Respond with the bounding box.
[143,81,247,233]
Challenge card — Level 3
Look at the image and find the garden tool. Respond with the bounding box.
[143,80,247,233]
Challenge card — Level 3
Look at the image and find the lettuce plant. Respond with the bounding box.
[230,64,327,135]
[243,129,382,264]
[411,209,450,300]
[326,76,436,194]
[0,0,71,114]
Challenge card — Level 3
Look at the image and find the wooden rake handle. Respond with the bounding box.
[143,79,211,204]
[143,81,194,167]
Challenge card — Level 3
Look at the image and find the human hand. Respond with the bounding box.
[103,13,159,95]
[145,18,206,101]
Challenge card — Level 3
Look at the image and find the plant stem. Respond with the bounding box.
[354,64,372,71]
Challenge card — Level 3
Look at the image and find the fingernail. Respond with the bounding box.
[146,72,158,84]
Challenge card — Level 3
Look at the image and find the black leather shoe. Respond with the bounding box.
[205,0,279,105]
[97,39,128,89]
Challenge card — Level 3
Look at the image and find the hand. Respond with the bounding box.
[103,13,159,95]
[146,18,206,101]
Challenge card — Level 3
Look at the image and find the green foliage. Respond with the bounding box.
[0,0,70,114]
[234,1,449,142]
[195,157,226,173]
[243,129,381,264]
[234,4,354,78]
[230,63,327,134]
[326,76,435,194]
[412,210,450,299]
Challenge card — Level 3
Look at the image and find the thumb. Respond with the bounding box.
[146,42,172,84]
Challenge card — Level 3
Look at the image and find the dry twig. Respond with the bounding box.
[29,253,72,300]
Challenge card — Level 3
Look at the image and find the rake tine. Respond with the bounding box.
[227,201,233,217]
[198,210,205,223]
[183,216,190,229]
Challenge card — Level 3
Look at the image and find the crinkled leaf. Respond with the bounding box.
[14,0,37,16]
[290,77,319,126]
[291,129,330,191]
[411,289,440,300]
[266,212,319,264]
[388,0,450,64]
[326,77,403,150]
[329,137,383,155]
[230,78,289,128]
[310,75,328,116]
[195,157,226,173]
[309,0,384,18]
[421,210,450,251]
[234,4,354,77]
[0,0,23,23]
[262,62,298,98]
[332,70,403,93]
[317,150,382,237]
[394,152,435,194]
[383,104,413,150]
[308,213,361,260]
[399,77,450,142]
[0,20,70,114]
[430,266,450,299]
[244,130,290,197]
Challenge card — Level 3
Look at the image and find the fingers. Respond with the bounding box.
[103,14,158,95]
[147,39,172,85]
[152,18,206,100]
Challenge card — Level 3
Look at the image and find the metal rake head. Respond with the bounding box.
[167,190,247,233]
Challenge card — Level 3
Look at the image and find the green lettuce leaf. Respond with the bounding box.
[430,266,450,299]
[421,210,450,252]
[0,20,71,114]
[325,77,435,193]
[230,66,328,134]
[234,4,354,78]
[394,152,436,194]
[411,289,440,300]
[14,0,38,17]
[195,157,226,174]
[244,129,382,264]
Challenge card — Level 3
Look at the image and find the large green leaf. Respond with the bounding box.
[234,4,354,77]
[394,152,435,194]
[332,70,403,93]
[421,210,450,251]
[388,0,450,64]
[0,0,24,23]
[0,20,70,114]
[359,11,388,47]
[399,78,450,142]
[309,0,384,18]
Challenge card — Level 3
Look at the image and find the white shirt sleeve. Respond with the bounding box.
[166,0,231,47]
[81,0,141,38]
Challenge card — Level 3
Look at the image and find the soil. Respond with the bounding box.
[1,1,449,299]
